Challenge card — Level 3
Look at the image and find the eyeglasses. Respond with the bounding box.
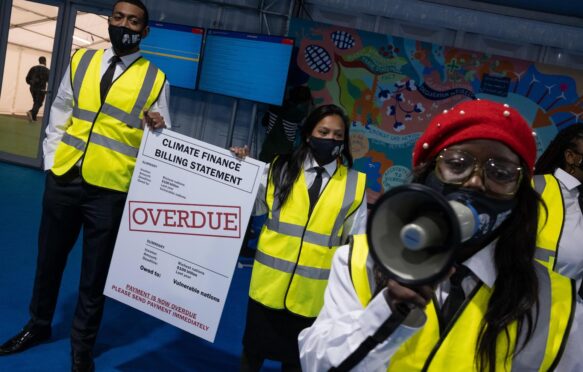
[108,13,144,27]
[435,148,523,196]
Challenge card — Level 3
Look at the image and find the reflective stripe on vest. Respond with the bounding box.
[62,132,86,151]
[249,164,366,317]
[72,49,97,101]
[90,132,139,158]
[265,167,360,247]
[70,50,160,128]
[72,107,97,123]
[59,131,139,158]
[52,48,165,192]
[534,174,565,269]
[349,238,574,371]
[255,250,330,280]
[100,62,160,129]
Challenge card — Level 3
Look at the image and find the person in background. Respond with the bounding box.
[25,56,50,122]
[232,104,367,371]
[258,85,313,164]
[299,99,581,371]
[0,1,170,371]
[534,124,583,283]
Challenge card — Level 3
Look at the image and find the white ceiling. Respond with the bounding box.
[8,0,110,54]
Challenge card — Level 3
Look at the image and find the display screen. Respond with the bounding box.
[198,29,294,105]
[141,21,204,90]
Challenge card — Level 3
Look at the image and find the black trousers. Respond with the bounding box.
[241,299,314,371]
[29,87,46,120]
[28,169,126,352]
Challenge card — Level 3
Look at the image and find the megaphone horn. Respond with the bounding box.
[366,183,477,285]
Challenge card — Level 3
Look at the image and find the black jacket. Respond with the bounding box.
[26,65,49,90]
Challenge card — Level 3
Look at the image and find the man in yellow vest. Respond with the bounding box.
[0,1,170,371]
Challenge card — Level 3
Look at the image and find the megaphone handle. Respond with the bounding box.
[328,304,411,372]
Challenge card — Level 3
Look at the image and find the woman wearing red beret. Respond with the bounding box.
[299,99,582,371]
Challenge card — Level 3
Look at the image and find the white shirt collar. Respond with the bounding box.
[461,241,497,288]
[554,167,581,191]
[103,47,142,68]
[304,154,337,176]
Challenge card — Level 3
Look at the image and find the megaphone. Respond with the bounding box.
[366,183,478,285]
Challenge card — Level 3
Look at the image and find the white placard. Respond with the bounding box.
[104,128,264,342]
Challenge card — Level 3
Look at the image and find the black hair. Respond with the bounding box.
[113,0,149,26]
[476,174,540,371]
[270,104,353,207]
[535,124,583,174]
[414,162,541,372]
[288,86,312,105]
[39,56,46,65]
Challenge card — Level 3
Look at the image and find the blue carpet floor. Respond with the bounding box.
[0,162,278,371]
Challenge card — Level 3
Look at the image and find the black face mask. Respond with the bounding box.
[308,136,344,165]
[108,25,142,53]
[425,172,517,247]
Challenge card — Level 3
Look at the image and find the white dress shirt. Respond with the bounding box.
[42,47,172,170]
[299,242,583,371]
[253,154,368,238]
[551,168,583,280]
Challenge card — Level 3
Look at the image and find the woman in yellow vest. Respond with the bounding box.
[299,99,582,371]
[533,124,583,283]
[233,104,367,371]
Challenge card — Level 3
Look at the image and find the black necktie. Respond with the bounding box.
[308,167,325,211]
[441,265,471,328]
[100,55,121,104]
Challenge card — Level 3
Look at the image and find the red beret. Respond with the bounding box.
[412,99,537,176]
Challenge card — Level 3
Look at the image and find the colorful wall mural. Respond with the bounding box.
[289,18,583,203]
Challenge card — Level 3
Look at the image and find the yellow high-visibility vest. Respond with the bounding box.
[249,163,366,317]
[350,235,574,371]
[52,48,166,192]
[533,174,565,270]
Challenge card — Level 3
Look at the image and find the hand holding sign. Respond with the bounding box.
[105,128,265,342]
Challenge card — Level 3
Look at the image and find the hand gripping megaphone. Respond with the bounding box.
[332,183,479,372]
[366,183,478,285]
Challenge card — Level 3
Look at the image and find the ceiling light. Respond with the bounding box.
[73,35,91,44]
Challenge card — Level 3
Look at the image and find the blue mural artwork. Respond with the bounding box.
[289,18,583,202]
